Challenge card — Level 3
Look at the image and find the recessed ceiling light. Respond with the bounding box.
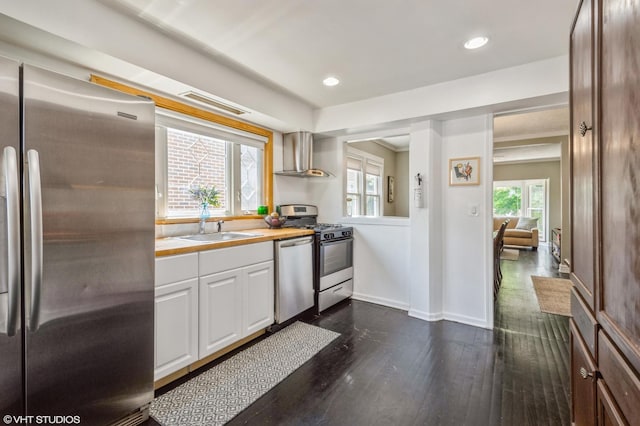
[464,36,489,50]
[323,76,340,87]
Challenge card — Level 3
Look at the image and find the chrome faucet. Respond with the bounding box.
[217,220,224,233]
[199,217,207,234]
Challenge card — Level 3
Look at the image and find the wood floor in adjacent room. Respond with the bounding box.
[151,244,571,426]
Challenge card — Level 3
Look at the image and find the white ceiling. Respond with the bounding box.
[494,107,569,142]
[492,107,568,163]
[104,0,577,108]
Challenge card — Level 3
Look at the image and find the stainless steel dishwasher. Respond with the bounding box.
[275,236,314,323]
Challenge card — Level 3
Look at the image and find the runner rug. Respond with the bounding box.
[531,275,572,317]
[150,321,340,426]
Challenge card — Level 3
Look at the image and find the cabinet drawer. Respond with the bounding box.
[156,253,198,287]
[199,241,273,276]
[598,330,640,423]
[571,287,598,359]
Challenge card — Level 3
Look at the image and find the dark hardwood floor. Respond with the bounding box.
[149,244,570,426]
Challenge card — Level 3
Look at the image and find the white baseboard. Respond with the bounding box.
[442,311,492,329]
[352,295,490,329]
[409,310,490,329]
[408,309,444,322]
[559,263,570,274]
[351,292,410,311]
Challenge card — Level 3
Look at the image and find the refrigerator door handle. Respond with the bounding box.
[4,146,20,336]
[27,149,43,332]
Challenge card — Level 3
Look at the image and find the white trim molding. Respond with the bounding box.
[351,293,410,312]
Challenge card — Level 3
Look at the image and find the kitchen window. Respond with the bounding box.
[88,75,274,222]
[156,111,266,218]
[345,147,383,217]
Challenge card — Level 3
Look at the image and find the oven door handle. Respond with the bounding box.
[320,237,353,247]
[279,237,314,248]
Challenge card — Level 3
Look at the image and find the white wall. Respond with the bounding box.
[441,115,494,328]
[344,218,411,310]
[407,121,442,320]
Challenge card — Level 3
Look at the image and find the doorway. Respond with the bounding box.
[492,107,569,253]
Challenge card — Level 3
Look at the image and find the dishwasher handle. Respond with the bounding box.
[278,237,314,248]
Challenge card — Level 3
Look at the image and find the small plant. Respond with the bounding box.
[189,185,221,207]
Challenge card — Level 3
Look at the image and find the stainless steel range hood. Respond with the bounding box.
[275,131,332,177]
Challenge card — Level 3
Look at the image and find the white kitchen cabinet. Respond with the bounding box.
[154,278,198,381]
[199,268,243,357]
[155,252,198,287]
[199,241,272,276]
[154,252,199,381]
[244,261,274,335]
[198,242,274,359]
[155,242,275,379]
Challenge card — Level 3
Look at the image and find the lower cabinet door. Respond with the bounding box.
[570,320,597,425]
[154,278,199,381]
[199,268,243,358]
[244,261,274,335]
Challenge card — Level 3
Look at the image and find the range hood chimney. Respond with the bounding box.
[275,131,332,177]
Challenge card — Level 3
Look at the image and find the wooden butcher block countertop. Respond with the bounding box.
[155,228,315,257]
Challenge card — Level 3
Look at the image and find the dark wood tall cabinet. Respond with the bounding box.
[569,0,640,424]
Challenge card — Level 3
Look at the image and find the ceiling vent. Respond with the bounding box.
[180,91,248,115]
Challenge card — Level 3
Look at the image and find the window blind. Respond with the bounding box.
[156,109,267,148]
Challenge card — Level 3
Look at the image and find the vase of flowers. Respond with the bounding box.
[189,185,221,219]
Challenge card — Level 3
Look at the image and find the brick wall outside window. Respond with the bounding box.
[167,127,227,216]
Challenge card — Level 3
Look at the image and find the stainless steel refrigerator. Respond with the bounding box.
[0,56,155,425]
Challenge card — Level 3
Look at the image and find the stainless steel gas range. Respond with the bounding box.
[278,204,354,313]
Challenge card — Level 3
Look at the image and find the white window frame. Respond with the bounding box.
[345,147,384,217]
[155,110,267,219]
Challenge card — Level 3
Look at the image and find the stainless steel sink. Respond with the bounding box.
[177,232,262,242]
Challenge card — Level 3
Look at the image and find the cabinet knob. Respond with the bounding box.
[579,367,595,380]
[579,121,592,137]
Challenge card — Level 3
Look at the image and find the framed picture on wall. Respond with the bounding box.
[388,176,395,203]
[449,157,480,186]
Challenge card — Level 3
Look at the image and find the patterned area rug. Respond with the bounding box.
[500,248,520,261]
[531,275,572,317]
[150,322,340,426]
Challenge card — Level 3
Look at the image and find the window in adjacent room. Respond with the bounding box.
[493,179,548,241]
[345,147,383,217]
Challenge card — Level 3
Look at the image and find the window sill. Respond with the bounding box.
[156,215,263,225]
